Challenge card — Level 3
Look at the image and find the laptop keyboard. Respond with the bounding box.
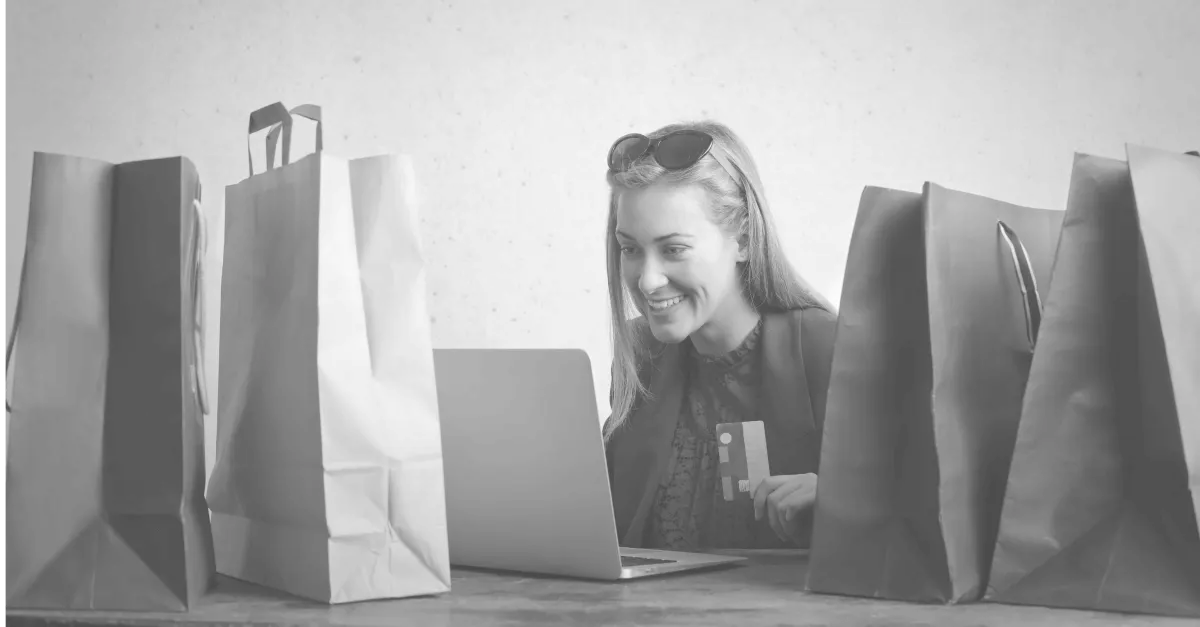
[621,555,677,567]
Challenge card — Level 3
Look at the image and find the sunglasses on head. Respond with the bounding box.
[607,129,737,176]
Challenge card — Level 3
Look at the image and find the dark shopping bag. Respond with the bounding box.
[806,182,1062,603]
[6,152,215,610]
[985,145,1200,617]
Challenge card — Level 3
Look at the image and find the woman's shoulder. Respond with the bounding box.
[764,306,839,373]
[766,306,838,339]
[801,305,838,335]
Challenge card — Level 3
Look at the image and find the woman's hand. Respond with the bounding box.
[752,473,818,545]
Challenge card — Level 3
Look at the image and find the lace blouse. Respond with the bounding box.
[645,319,790,550]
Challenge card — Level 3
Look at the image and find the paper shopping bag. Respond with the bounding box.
[805,183,1062,603]
[6,152,215,611]
[206,102,450,603]
[985,146,1200,617]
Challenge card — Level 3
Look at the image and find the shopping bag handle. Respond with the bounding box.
[5,239,31,413]
[247,102,293,177]
[265,104,323,167]
[997,221,1043,349]
[190,190,210,416]
[0,345,8,410]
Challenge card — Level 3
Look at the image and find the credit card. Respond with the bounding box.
[715,420,769,502]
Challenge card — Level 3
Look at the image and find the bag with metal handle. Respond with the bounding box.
[806,182,1062,604]
[986,146,1200,617]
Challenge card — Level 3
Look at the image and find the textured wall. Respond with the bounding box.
[7,0,1199,481]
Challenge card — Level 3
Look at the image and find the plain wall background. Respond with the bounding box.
[7,0,1200,481]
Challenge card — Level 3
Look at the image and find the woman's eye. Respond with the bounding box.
[619,246,639,256]
[664,246,688,257]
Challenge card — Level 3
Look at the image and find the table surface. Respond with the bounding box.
[7,550,1194,626]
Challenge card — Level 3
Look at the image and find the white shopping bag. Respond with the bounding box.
[206,102,450,603]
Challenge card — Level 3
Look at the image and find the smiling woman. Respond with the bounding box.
[601,121,839,551]
[614,184,749,352]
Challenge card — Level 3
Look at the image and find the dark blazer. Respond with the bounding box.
[603,307,839,548]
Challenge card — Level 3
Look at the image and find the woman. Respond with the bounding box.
[601,121,838,551]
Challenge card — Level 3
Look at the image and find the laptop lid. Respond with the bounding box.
[433,348,625,579]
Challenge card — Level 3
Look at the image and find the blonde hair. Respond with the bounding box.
[603,121,834,440]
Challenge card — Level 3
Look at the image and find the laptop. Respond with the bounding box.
[433,348,746,580]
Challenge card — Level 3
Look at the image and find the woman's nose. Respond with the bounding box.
[638,260,668,295]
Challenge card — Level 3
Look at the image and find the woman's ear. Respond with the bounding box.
[736,234,750,263]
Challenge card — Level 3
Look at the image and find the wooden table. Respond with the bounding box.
[7,550,1193,626]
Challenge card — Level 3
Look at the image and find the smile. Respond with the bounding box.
[647,295,685,312]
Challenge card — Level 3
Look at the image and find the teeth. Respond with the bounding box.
[649,296,684,311]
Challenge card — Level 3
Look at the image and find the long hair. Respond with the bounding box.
[603,121,834,440]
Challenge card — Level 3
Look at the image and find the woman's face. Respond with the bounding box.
[615,183,746,345]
